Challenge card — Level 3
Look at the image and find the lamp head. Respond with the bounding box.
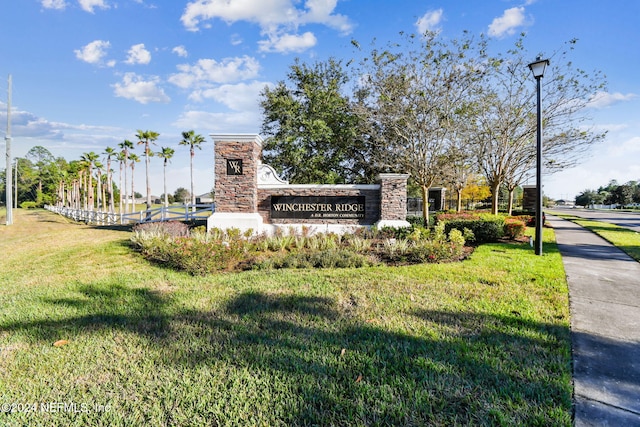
[528,57,550,78]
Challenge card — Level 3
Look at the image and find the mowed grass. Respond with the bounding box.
[549,211,640,262]
[0,210,571,426]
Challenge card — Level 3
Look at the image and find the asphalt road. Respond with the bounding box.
[549,207,640,232]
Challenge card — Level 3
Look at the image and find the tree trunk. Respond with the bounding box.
[507,188,515,215]
[145,144,151,211]
[456,188,463,212]
[131,165,135,213]
[108,162,115,214]
[118,161,123,214]
[96,170,102,211]
[421,184,430,226]
[124,155,129,214]
[490,180,500,215]
[190,149,195,212]
[88,167,94,211]
[163,161,169,207]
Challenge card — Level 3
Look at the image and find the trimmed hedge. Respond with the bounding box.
[504,218,527,239]
[440,217,505,244]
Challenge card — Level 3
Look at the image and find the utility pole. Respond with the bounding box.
[5,74,13,225]
[14,158,18,209]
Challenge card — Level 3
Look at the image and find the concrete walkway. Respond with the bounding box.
[547,215,640,426]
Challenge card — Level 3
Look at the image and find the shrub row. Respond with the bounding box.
[436,212,528,243]
[130,221,471,275]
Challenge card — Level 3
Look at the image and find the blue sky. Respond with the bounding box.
[0,0,638,200]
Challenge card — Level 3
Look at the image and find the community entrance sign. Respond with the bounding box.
[207,134,410,234]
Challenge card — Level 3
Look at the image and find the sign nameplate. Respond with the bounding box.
[271,196,366,219]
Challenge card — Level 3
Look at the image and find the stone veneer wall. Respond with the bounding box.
[214,136,262,213]
[379,174,410,222]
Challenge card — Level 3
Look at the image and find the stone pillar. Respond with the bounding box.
[375,173,411,228]
[522,185,537,212]
[207,134,265,232]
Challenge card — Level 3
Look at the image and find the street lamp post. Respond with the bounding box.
[528,57,549,256]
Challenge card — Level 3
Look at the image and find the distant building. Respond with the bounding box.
[196,193,214,204]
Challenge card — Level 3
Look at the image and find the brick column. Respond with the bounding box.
[376,173,410,228]
[213,135,262,213]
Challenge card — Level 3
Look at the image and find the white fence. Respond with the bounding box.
[44,204,215,225]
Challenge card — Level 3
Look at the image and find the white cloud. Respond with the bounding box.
[172,110,260,134]
[230,34,243,46]
[42,0,67,10]
[74,40,114,67]
[488,7,526,38]
[258,32,317,53]
[181,0,352,31]
[180,0,353,53]
[189,81,273,110]
[168,56,261,89]
[416,9,443,34]
[0,108,63,140]
[588,91,638,109]
[78,0,109,13]
[0,104,129,156]
[112,73,170,104]
[125,43,152,65]
[609,136,640,156]
[172,45,188,57]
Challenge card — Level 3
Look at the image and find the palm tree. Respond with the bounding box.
[94,160,105,211]
[80,152,99,210]
[118,140,134,213]
[179,130,205,209]
[129,153,141,211]
[136,130,160,210]
[116,151,126,214]
[156,147,175,207]
[104,147,117,213]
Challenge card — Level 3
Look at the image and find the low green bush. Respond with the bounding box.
[408,240,464,263]
[440,219,503,243]
[252,249,375,270]
[379,223,468,263]
[20,201,38,209]
[152,238,247,275]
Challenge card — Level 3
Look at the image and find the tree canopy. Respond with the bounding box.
[259,31,607,220]
[260,58,372,184]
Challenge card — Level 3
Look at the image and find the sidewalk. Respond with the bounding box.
[547,215,640,426]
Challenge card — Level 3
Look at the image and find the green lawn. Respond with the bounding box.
[549,211,640,262]
[0,210,572,426]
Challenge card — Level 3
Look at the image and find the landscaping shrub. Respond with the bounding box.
[132,219,475,274]
[252,249,375,270]
[20,201,38,209]
[168,238,247,275]
[408,240,460,263]
[132,221,190,238]
[504,218,526,239]
[379,223,467,263]
[439,215,504,244]
[343,235,372,252]
[435,212,481,222]
[131,224,249,275]
[382,238,411,260]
